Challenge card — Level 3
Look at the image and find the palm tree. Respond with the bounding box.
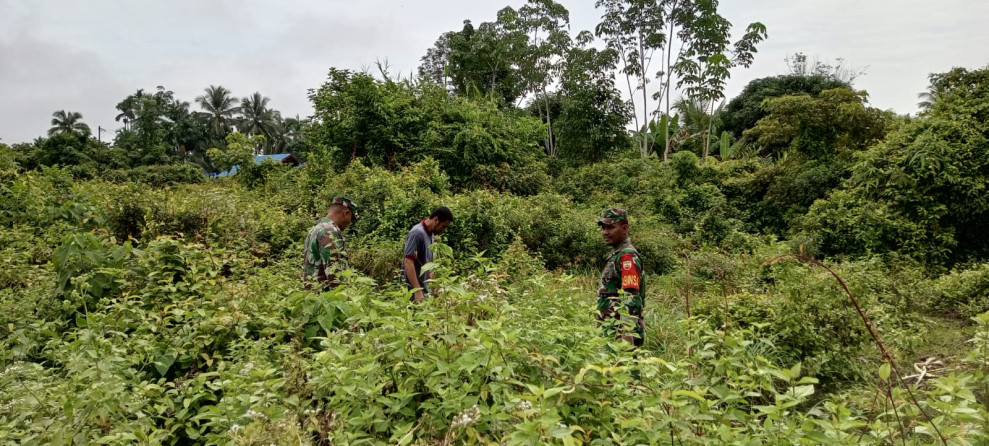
[239,92,279,152]
[195,85,240,137]
[48,110,91,138]
[275,114,308,154]
[673,97,724,158]
[917,90,936,113]
[115,89,146,130]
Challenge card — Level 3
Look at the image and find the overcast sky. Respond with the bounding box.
[1,0,987,144]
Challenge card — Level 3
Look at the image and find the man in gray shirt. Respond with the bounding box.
[403,206,453,302]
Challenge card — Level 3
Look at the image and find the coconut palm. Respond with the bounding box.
[917,90,936,113]
[239,92,280,153]
[48,110,91,138]
[114,89,146,130]
[196,85,240,137]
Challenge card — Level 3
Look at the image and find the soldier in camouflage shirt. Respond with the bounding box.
[596,208,646,347]
[303,196,358,290]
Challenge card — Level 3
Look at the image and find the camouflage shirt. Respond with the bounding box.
[597,238,646,344]
[302,217,349,289]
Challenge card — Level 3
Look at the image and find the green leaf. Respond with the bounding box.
[420,261,440,273]
[548,424,572,438]
[878,363,891,381]
[803,431,831,443]
[154,353,175,376]
[673,389,707,402]
[790,385,814,399]
[788,362,802,379]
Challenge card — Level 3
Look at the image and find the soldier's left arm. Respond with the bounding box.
[618,251,642,294]
[619,250,645,316]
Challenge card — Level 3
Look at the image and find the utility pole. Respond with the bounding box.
[98,126,110,144]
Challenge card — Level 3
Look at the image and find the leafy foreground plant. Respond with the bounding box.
[1,237,989,445]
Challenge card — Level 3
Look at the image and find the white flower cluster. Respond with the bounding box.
[516,400,532,411]
[246,409,268,421]
[228,423,243,433]
[303,407,323,416]
[451,404,481,428]
[239,362,255,375]
[0,364,23,378]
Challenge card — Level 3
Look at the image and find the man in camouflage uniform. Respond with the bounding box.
[597,208,646,347]
[303,196,358,290]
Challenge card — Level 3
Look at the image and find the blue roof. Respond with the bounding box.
[211,153,299,177]
[255,154,292,162]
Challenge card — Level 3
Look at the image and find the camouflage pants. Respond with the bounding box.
[596,295,645,347]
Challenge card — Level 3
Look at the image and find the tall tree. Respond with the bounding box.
[274,114,309,155]
[553,30,632,163]
[48,110,91,138]
[673,0,767,159]
[239,92,280,153]
[720,74,851,138]
[917,89,936,113]
[114,86,206,165]
[594,0,666,156]
[422,12,529,105]
[196,85,240,138]
[516,0,571,156]
[418,32,453,92]
[785,52,866,85]
[114,89,146,130]
[163,98,209,160]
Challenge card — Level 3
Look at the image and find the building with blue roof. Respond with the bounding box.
[212,153,302,177]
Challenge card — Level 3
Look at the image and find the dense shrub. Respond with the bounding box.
[103,163,205,187]
[911,264,989,318]
[690,253,925,385]
[798,67,989,266]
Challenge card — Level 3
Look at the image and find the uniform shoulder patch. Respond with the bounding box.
[619,252,640,291]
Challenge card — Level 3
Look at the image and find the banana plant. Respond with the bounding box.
[633,114,680,158]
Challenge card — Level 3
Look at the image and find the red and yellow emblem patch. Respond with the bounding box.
[619,253,640,290]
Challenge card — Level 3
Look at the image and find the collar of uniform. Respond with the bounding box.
[421,220,432,236]
[320,217,341,232]
[610,238,632,256]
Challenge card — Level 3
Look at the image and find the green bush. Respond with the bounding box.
[912,264,989,318]
[103,163,205,187]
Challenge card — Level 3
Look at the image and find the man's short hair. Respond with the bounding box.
[430,206,454,223]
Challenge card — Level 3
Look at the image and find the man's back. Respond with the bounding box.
[303,217,348,289]
[402,222,434,293]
